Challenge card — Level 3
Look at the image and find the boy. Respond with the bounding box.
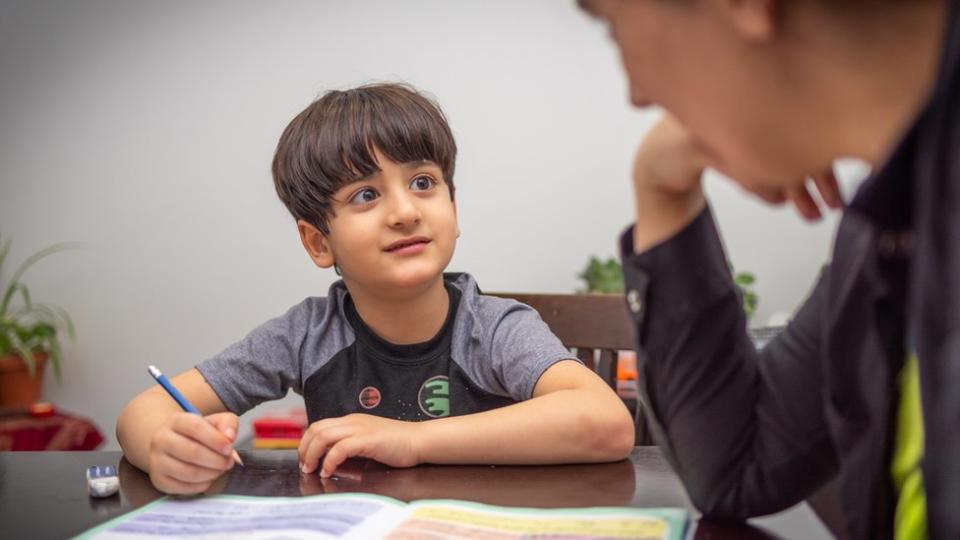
[117,83,634,495]
[580,0,954,538]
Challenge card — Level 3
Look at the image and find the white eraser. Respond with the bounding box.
[87,465,120,498]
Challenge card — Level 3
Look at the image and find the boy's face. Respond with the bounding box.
[299,149,459,296]
[583,0,826,194]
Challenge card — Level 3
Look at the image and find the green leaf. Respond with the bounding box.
[48,337,62,383]
[577,256,624,294]
[0,237,11,280]
[729,264,760,321]
[37,303,75,340]
[8,331,38,377]
[0,330,11,355]
[0,241,81,316]
[15,283,31,308]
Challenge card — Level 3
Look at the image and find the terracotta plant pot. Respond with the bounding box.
[0,353,47,407]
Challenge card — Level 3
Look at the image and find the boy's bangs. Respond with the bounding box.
[319,89,456,191]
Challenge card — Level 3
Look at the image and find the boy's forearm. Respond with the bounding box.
[116,388,182,472]
[413,388,634,465]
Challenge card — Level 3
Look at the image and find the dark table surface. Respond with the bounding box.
[0,447,833,539]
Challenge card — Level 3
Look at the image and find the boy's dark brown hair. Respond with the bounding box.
[272,83,457,234]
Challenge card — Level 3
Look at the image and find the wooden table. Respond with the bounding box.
[0,447,834,539]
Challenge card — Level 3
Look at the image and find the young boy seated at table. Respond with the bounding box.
[116,83,634,494]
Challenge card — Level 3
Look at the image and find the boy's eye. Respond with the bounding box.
[410,175,436,191]
[348,188,379,205]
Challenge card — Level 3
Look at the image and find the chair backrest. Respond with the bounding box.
[487,292,652,444]
[487,292,633,385]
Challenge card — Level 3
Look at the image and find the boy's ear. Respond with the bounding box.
[297,219,336,269]
[718,0,778,42]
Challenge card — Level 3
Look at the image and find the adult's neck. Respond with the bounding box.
[345,275,451,345]
[786,0,949,167]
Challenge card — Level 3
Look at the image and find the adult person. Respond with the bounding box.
[579,1,957,538]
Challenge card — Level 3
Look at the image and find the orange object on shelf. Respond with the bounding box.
[252,408,306,449]
[253,437,300,449]
[29,402,56,417]
[616,350,639,400]
[616,350,638,381]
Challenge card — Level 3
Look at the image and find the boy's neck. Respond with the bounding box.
[345,275,451,345]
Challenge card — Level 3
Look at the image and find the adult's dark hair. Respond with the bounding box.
[272,83,457,234]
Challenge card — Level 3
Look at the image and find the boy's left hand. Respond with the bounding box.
[298,414,422,478]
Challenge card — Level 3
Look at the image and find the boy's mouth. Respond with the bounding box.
[384,236,431,253]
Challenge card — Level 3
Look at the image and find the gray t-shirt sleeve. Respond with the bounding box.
[196,299,316,415]
[482,300,577,400]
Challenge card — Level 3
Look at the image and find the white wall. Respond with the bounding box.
[0,0,862,448]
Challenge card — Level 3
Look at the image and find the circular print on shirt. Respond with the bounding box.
[358,386,382,409]
[418,375,450,418]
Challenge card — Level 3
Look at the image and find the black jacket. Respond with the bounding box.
[618,2,960,538]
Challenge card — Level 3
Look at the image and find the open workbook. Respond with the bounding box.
[77,493,687,540]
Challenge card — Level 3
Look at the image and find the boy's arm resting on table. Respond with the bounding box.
[300,360,635,478]
[416,359,635,463]
[116,368,238,492]
[623,205,839,520]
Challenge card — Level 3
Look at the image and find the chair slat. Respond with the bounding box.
[596,349,617,389]
[576,347,596,371]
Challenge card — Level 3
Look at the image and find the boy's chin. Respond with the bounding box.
[351,266,445,296]
[386,269,445,291]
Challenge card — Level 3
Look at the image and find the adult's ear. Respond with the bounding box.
[297,219,336,269]
[717,0,778,42]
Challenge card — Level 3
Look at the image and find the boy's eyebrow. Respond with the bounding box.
[400,159,438,170]
[348,160,440,184]
[364,160,439,178]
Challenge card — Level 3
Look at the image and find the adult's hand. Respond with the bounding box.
[631,115,711,253]
[631,114,844,253]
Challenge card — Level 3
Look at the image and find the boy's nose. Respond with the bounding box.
[387,193,422,228]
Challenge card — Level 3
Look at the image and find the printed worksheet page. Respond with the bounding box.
[78,494,406,540]
[387,500,686,540]
[78,494,687,540]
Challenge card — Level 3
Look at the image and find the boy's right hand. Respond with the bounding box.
[147,411,239,494]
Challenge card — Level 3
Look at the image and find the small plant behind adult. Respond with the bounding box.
[731,266,759,323]
[577,256,625,294]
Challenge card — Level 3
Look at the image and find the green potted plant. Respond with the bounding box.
[0,237,76,407]
[577,256,625,294]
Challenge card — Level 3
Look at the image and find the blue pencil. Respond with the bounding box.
[148,365,243,466]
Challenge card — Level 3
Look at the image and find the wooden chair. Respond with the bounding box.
[487,292,652,445]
